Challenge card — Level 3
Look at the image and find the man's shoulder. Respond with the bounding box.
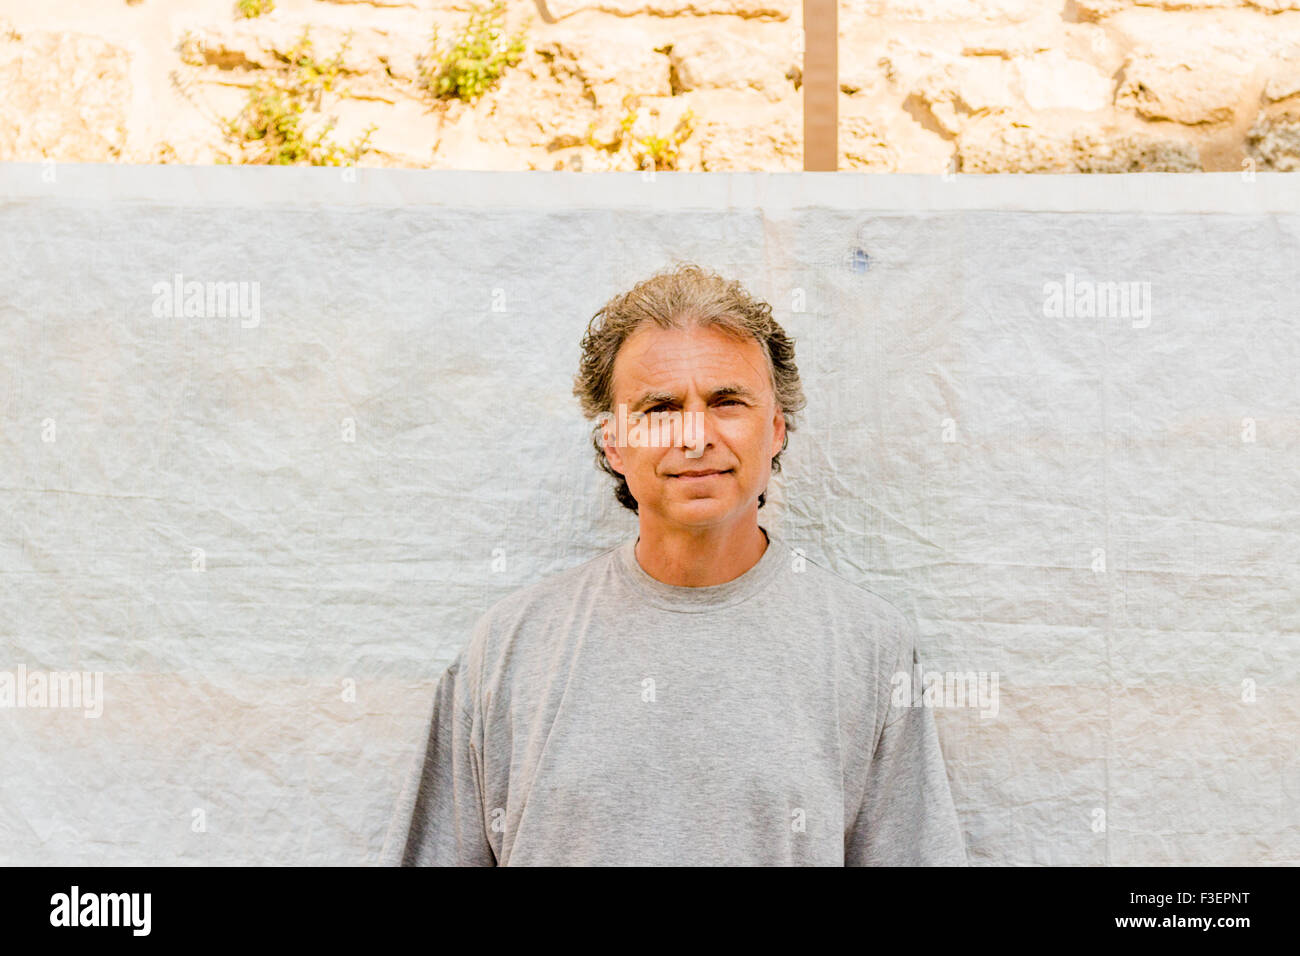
[476,542,623,631]
[777,538,910,623]
[443,544,623,703]
[771,535,915,650]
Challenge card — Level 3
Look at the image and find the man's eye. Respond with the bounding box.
[645,400,740,411]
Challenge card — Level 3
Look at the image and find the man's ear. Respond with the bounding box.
[770,406,786,458]
[601,415,626,475]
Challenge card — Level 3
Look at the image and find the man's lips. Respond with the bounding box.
[668,468,732,479]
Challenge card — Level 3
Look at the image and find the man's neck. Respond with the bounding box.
[634,517,768,587]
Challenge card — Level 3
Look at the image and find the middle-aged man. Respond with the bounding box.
[384,263,967,866]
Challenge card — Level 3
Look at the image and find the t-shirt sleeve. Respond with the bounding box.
[379,653,496,867]
[844,616,968,866]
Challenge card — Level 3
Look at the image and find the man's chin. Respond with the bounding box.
[650,495,743,527]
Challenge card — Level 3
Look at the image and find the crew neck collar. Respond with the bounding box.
[615,526,786,613]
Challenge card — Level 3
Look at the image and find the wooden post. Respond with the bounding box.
[803,0,837,171]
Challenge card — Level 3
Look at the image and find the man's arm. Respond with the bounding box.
[380,658,497,866]
[844,624,968,866]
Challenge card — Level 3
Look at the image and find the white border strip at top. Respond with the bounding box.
[1,164,1298,214]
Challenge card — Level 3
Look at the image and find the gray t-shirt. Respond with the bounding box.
[383,527,967,866]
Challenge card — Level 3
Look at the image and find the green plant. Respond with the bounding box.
[177,29,205,67]
[421,1,529,102]
[220,26,376,166]
[586,95,696,171]
[237,0,274,18]
[637,110,695,170]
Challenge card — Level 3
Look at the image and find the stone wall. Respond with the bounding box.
[1,0,1298,171]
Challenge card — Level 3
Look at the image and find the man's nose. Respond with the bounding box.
[677,405,712,458]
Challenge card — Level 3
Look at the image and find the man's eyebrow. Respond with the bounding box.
[629,390,678,412]
[628,385,757,411]
[710,384,757,400]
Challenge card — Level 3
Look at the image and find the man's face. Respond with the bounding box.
[602,321,786,530]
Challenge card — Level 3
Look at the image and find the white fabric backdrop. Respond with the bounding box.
[1,165,1297,865]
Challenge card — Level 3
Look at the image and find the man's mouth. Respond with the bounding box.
[669,469,732,479]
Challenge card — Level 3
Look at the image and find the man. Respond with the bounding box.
[383,263,966,866]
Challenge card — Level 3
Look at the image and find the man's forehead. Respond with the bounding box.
[613,323,771,394]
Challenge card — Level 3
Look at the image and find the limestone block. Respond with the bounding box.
[0,25,131,162]
[1116,49,1255,125]
[958,115,1202,171]
[667,29,795,102]
[1247,110,1300,169]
